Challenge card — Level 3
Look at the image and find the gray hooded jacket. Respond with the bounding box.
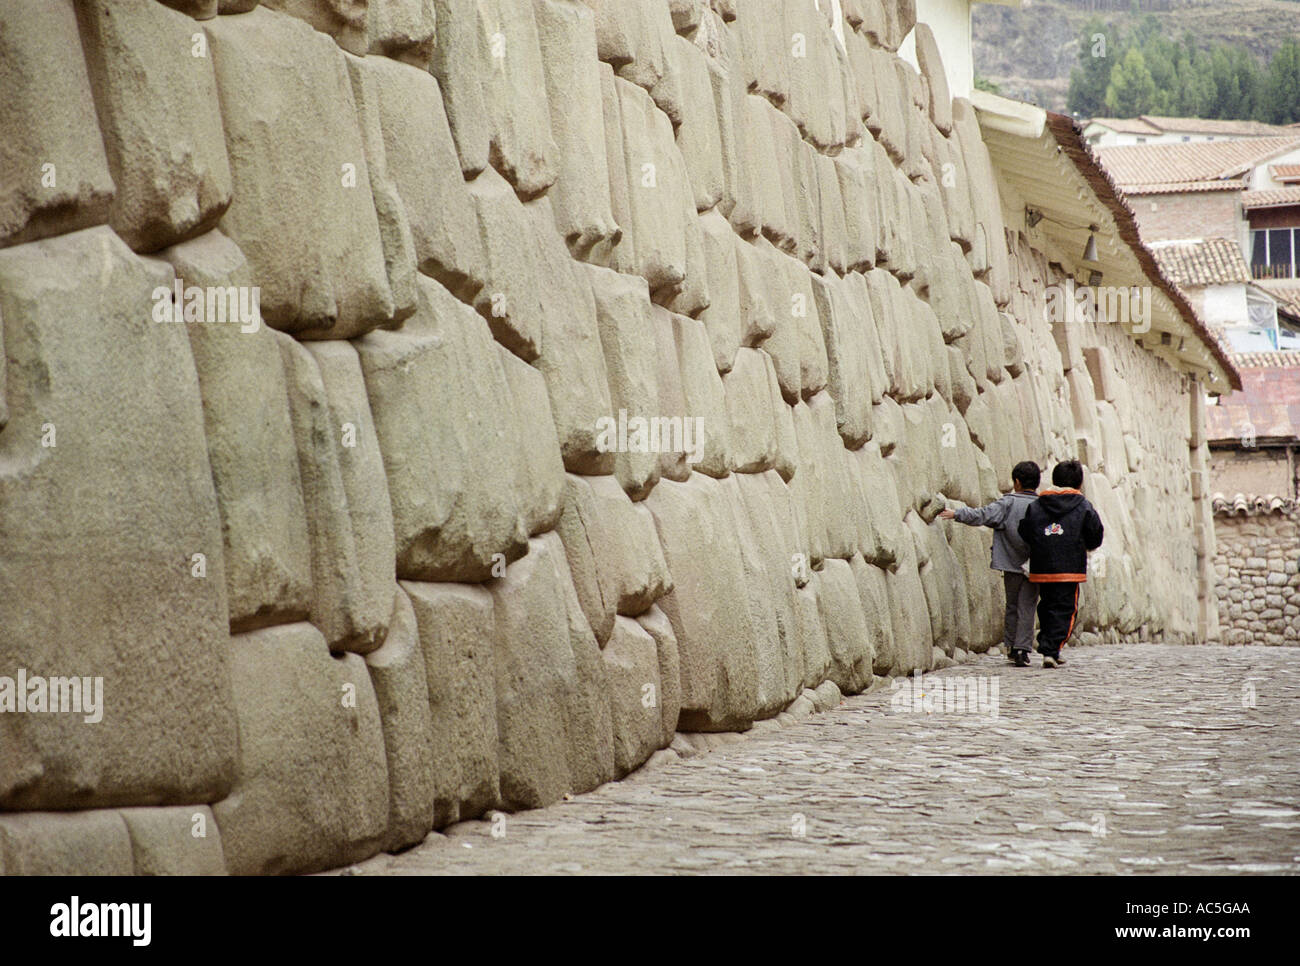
[954,490,1038,572]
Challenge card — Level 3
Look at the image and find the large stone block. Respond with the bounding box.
[584,0,683,123]
[644,475,763,730]
[664,309,731,477]
[604,617,668,776]
[498,350,566,536]
[490,534,615,808]
[119,806,227,876]
[157,231,313,633]
[214,623,389,875]
[206,8,394,337]
[0,811,133,876]
[709,51,760,236]
[672,36,725,212]
[356,277,529,582]
[534,0,620,257]
[78,0,232,253]
[723,347,782,474]
[636,604,682,744]
[697,208,743,373]
[0,0,114,248]
[429,0,491,175]
[884,521,936,673]
[815,272,878,447]
[260,0,369,53]
[0,228,237,810]
[582,262,656,492]
[346,53,485,304]
[913,22,952,134]
[280,336,394,654]
[556,473,672,646]
[849,554,897,676]
[365,588,437,850]
[402,581,500,825]
[816,557,874,694]
[365,0,438,67]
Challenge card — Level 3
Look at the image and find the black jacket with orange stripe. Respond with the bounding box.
[1016,488,1104,583]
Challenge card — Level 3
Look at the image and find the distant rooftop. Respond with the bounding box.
[1089,116,1296,139]
[1149,237,1251,288]
[1241,187,1300,210]
[1206,355,1300,444]
[1096,137,1300,194]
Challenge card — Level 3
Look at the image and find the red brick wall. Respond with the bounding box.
[1127,190,1242,242]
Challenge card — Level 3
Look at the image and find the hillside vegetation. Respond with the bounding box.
[973,0,1300,116]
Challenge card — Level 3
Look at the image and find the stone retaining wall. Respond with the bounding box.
[1212,508,1300,645]
[0,0,1209,874]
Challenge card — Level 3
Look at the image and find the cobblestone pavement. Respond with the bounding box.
[337,644,1300,875]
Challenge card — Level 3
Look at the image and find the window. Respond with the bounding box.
[1251,228,1300,278]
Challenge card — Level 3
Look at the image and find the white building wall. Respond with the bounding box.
[907,0,974,99]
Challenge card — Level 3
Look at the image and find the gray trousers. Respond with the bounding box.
[1002,571,1039,653]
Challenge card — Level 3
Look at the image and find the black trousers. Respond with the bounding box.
[1035,582,1081,657]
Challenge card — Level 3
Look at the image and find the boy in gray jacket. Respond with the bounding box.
[940,461,1041,667]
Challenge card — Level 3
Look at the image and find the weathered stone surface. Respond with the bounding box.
[645,475,763,730]
[534,0,620,256]
[0,228,237,810]
[604,616,668,776]
[0,0,114,248]
[0,811,133,876]
[817,557,875,694]
[366,0,438,67]
[697,208,744,372]
[402,580,500,825]
[849,554,897,676]
[636,604,683,744]
[490,534,615,808]
[214,623,389,875]
[119,806,227,876]
[158,230,312,633]
[365,589,437,851]
[582,262,656,491]
[557,473,672,645]
[261,0,369,53]
[347,52,484,304]
[356,277,529,582]
[429,0,491,175]
[724,347,782,473]
[498,349,567,536]
[913,22,952,135]
[206,8,394,337]
[280,335,393,654]
[666,309,731,477]
[584,0,683,123]
[78,0,232,254]
[672,36,725,212]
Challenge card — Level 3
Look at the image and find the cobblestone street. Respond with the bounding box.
[337,644,1300,876]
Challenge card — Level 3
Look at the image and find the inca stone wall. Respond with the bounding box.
[1213,507,1300,646]
[0,0,1208,874]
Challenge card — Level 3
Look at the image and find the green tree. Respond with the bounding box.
[1261,37,1300,124]
[1106,46,1158,116]
[1067,17,1120,116]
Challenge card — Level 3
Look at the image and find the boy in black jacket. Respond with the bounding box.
[1017,460,1104,668]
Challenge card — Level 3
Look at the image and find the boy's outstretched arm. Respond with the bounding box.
[949,495,1010,528]
[1084,508,1104,550]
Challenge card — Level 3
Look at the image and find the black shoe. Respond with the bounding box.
[1013,650,1031,667]
[1005,648,1018,664]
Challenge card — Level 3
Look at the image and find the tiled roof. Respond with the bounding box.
[1138,116,1296,138]
[1271,164,1300,181]
[1045,112,1242,391]
[1211,493,1297,516]
[1096,137,1300,191]
[1206,359,1300,442]
[1150,237,1251,287]
[1253,280,1300,319]
[1124,180,1246,195]
[1232,348,1300,367]
[1089,116,1295,138]
[1241,187,1300,210]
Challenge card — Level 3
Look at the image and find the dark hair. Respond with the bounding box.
[1012,461,1041,490]
[1052,460,1084,489]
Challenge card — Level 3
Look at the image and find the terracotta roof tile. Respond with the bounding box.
[1206,359,1300,441]
[1271,164,1300,181]
[1211,493,1297,516]
[1150,237,1251,287]
[1242,187,1300,210]
[1096,137,1300,190]
[1137,116,1295,138]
